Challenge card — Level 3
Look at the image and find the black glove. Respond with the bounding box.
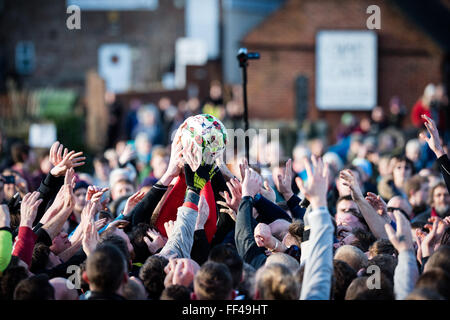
[184,163,213,194]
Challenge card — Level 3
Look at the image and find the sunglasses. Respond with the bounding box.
[387,207,409,219]
[344,208,360,215]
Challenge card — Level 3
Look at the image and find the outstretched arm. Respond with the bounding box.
[420,114,450,193]
[385,210,419,300]
[297,156,334,300]
[234,168,267,270]
[340,170,390,239]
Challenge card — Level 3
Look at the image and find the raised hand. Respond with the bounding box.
[49,141,85,177]
[19,191,43,228]
[164,220,175,239]
[86,185,109,213]
[339,169,364,201]
[422,216,446,257]
[419,114,445,158]
[254,223,274,248]
[365,192,387,217]
[144,228,167,254]
[86,186,108,201]
[164,258,200,288]
[384,209,414,253]
[295,156,329,209]
[94,218,107,231]
[182,140,202,173]
[260,179,276,203]
[123,190,146,216]
[217,202,237,222]
[62,168,76,210]
[118,144,137,166]
[195,195,209,230]
[39,169,76,225]
[160,128,184,185]
[82,220,99,257]
[183,141,212,193]
[218,178,242,213]
[105,219,130,231]
[275,158,294,200]
[241,168,263,198]
[238,157,249,182]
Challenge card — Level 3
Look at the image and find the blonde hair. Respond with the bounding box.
[255,263,300,300]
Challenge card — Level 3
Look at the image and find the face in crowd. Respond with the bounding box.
[432,184,450,215]
[392,159,412,189]
[335,198,366,231]
[74,187,87,214]
[111,180,135,201]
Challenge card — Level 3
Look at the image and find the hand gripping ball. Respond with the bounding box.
[179,114,227,170]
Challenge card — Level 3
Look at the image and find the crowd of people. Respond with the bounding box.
[0,81,449,301]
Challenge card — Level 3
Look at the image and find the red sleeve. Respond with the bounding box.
[12,227,38,267]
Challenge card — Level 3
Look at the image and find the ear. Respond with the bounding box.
[123,272,129,284]
[82,271,89,284]
[190,292,197,300]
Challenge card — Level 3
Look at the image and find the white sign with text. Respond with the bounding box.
[316,30,377,110]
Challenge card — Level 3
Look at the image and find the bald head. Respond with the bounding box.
[387,196,413,220]
[122,276,147,300]
[265,253,300,273]
[334,245,368,272]
[49,277,79,300]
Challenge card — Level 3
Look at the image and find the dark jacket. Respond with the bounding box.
[235,196,267,270]
[87,291,126,300]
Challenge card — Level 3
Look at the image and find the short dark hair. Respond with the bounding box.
[404,175,427,198]
[332,260,357,300]
[13,274,54,300]
[369,239,397,257]
[0,266,28,300]
[392,155,415,175]
[139,255,168,300]
[160,285,191,300]
[424,245,450,272]
[10,142,30,164]
[99,233,130,271]
[30,243,51,274]
[345,274,394,300]
[208,244,243,289]
[94,155,109,165]
[288,219,304,245]
[406,288,445,300]
[194,261,233,300]
[129,223,152,264]
[86,244,127,294]
[351,228,377,252]
[255,263,299,300]
[415,268,450,299]
[367,254,398,283]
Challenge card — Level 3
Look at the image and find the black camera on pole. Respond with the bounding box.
[236,48,260,162]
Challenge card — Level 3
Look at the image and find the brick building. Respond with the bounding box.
[240,0,450,139]
[0,0,184,91]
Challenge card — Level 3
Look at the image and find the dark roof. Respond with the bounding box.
[390,0,450,51]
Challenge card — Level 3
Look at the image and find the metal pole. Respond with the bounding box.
[242,62,249,163]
